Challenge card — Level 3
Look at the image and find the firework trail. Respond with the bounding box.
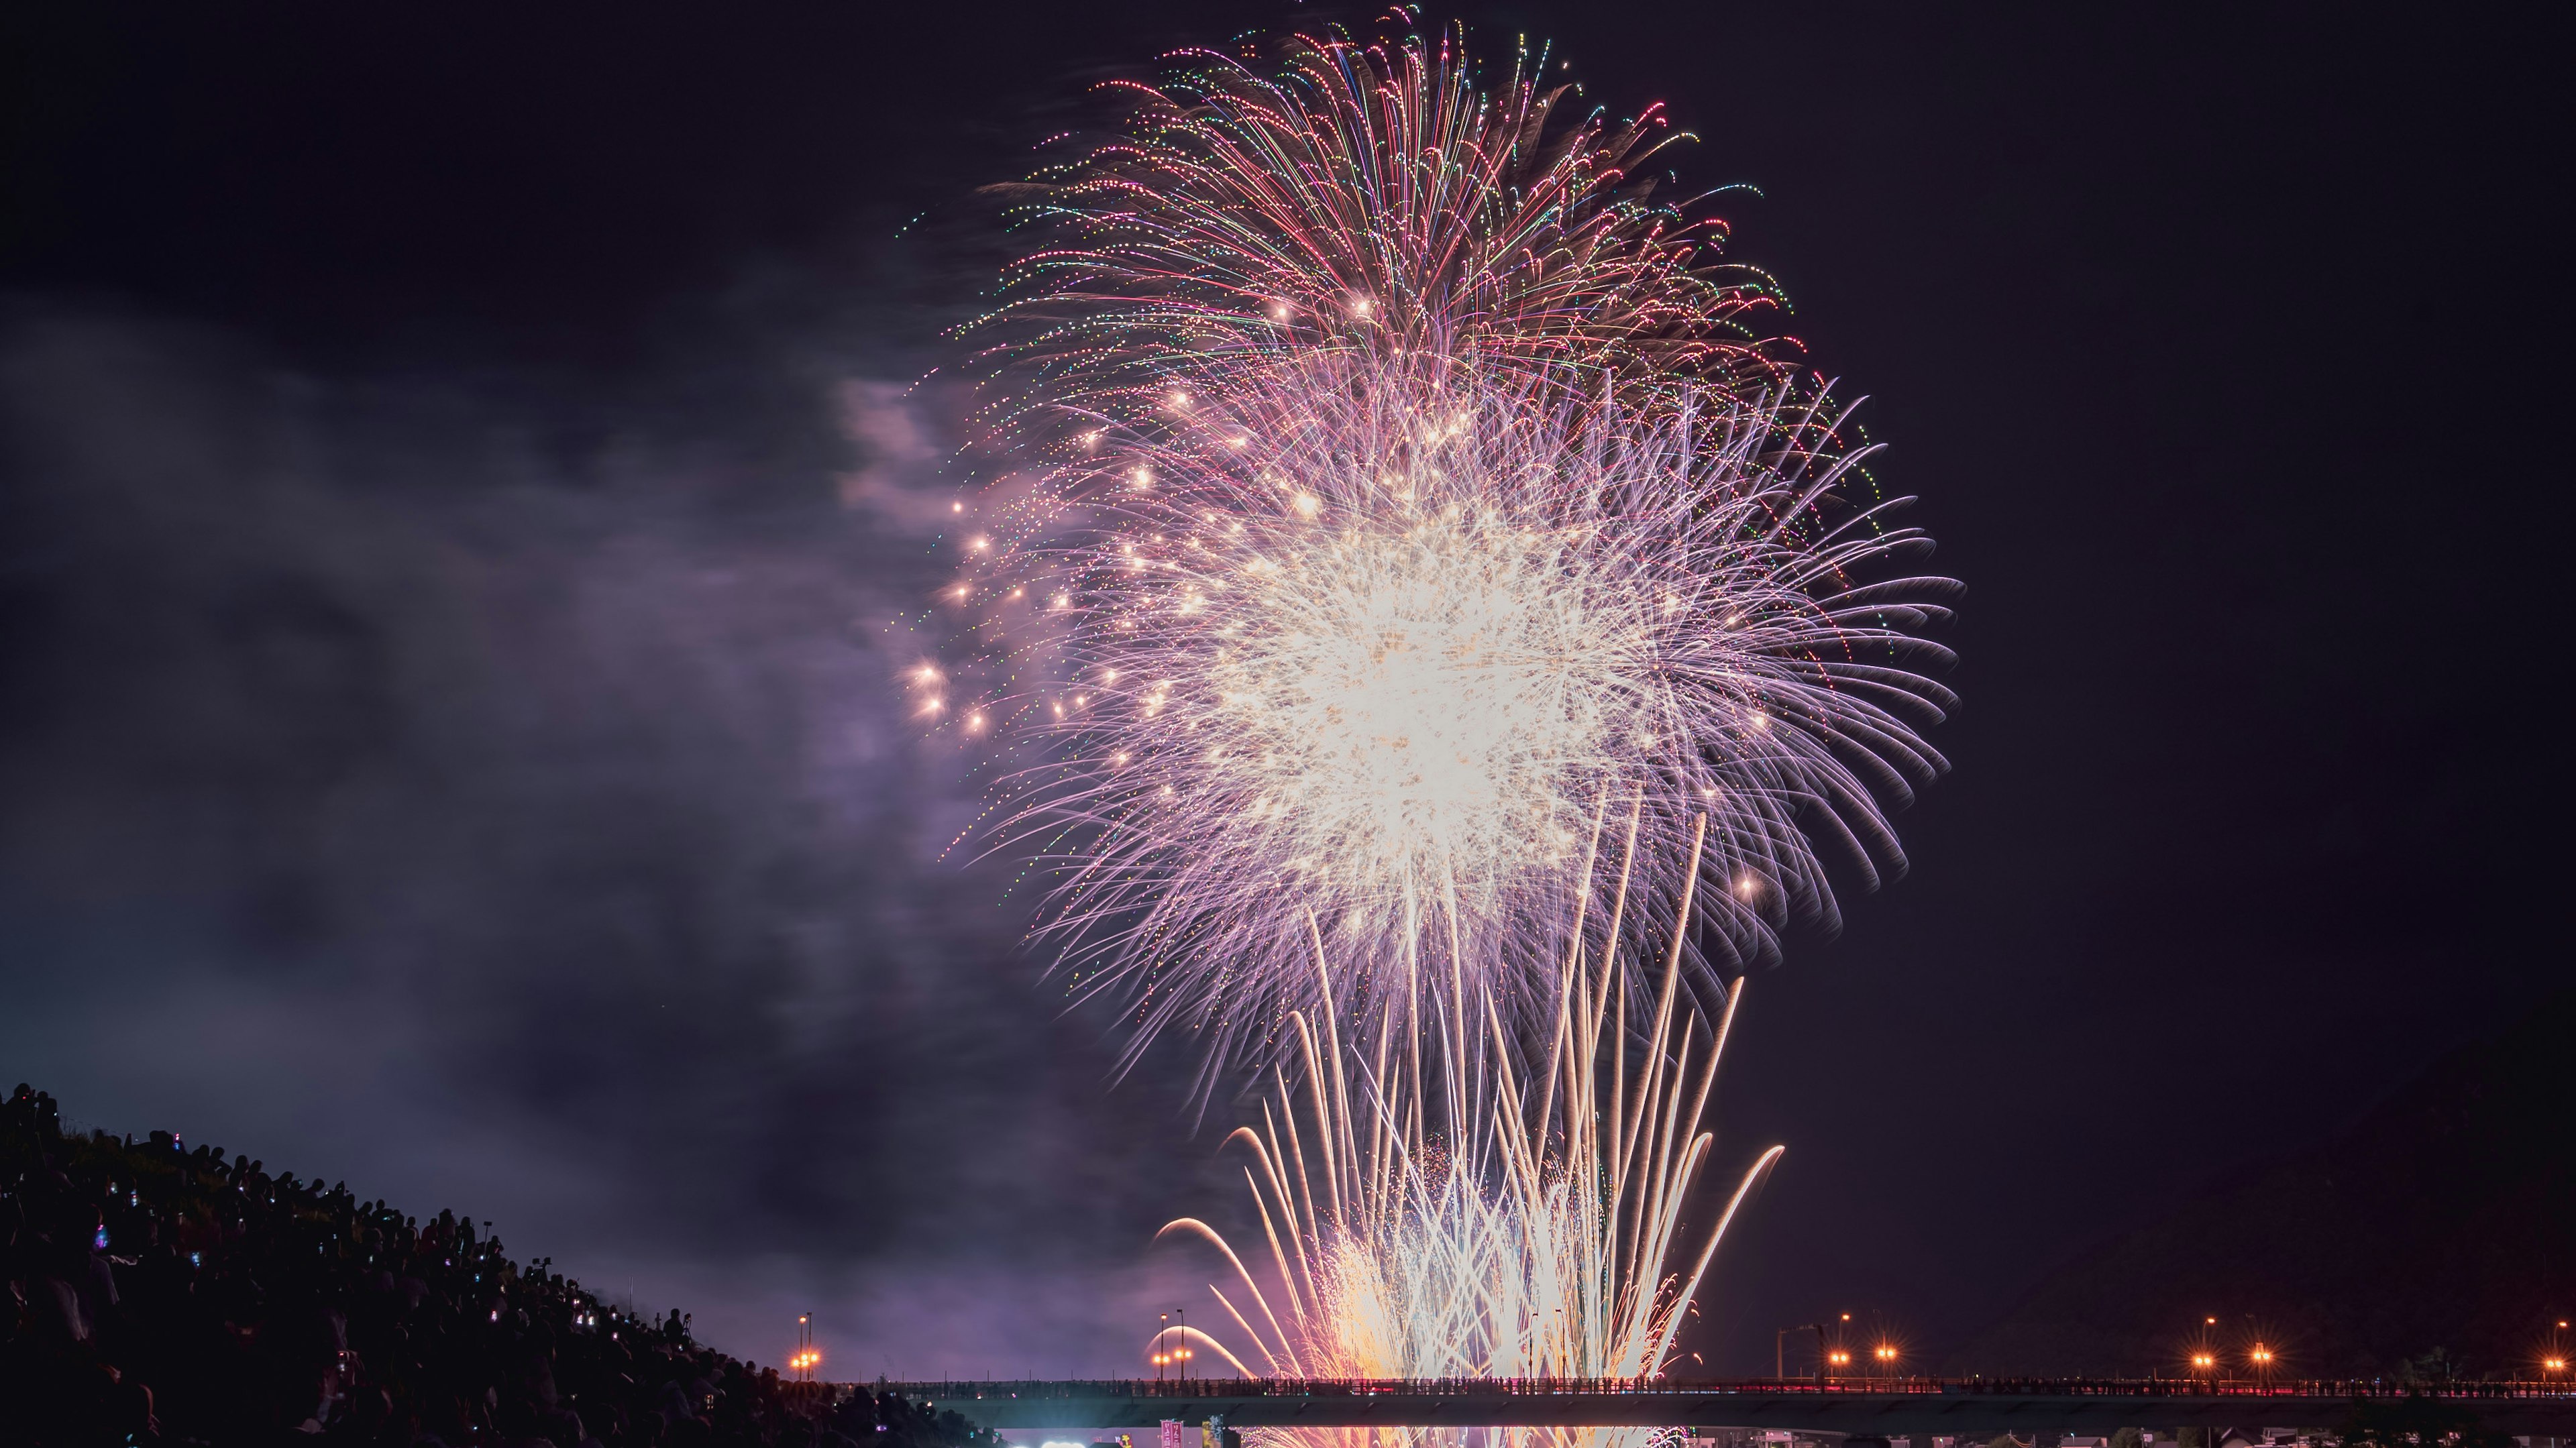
[922,21,1957,1085]
[1160,818,1782,1446]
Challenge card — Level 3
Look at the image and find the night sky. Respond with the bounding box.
[1,1,2561,1382]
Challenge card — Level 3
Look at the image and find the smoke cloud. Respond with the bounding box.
[0,299,1236,1373]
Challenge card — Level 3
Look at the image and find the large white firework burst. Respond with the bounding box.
[927,350,1954,1080]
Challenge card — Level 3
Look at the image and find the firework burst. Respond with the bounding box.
[933,351,1953,1082]
[1161,820,1782,1447]
[920,21,1957,1083]
[972,19,1801,453]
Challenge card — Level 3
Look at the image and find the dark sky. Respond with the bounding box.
[1,0,2562,1384]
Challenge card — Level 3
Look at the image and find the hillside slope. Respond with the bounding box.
[1,1084,1005,1445]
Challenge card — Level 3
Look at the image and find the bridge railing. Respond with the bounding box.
[875,1377,2576,1402]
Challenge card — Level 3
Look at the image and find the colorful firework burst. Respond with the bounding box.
[916,20,1956,1084]
[971,18,1803,455]
[926,351,1951,1083]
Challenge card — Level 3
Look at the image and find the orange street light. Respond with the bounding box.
[2191,1353,2217,1372]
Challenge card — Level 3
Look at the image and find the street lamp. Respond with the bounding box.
[2186,1317,2222,1382]
[1154,1309,1191,1382]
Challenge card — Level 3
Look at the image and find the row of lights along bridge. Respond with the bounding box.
[772,1311,2576,1384]
[1786,1315,2576,1382]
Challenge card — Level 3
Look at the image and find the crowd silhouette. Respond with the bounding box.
[3,1085,1008,1448]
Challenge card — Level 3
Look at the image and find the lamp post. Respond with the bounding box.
[2193,1316,2220,1384]
[1153,1309,1192,1382]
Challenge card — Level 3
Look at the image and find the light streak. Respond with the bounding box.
[1163,821,1782,1448]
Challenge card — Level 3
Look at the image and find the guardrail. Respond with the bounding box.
[868,1377,2576,1431]
[874,1377,2576,1401]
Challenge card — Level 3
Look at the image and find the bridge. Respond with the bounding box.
[877,1379,2576,1437]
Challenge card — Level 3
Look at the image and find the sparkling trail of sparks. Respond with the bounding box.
[1161,818,1782,1448]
